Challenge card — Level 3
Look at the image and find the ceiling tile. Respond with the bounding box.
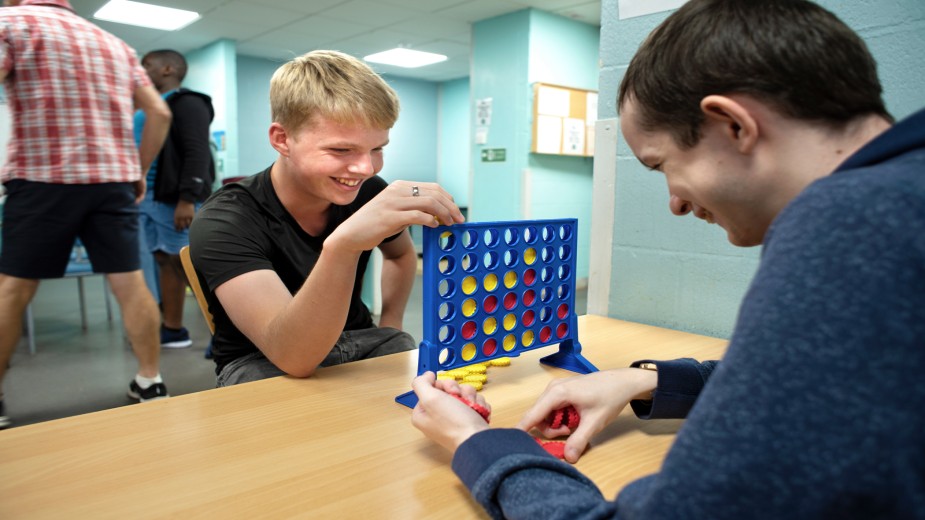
[239,0,348,14]
[320,0,419,26]
[255,15,372,43]
[388,15,471,40]
[207,1,307,27]
[67,0,600,82]
[554,2,602,25]
[437,0,527,22]
[376,0,471,12]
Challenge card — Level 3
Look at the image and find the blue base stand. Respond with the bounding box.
[539,338,597,374]
[395,390,419,409]
[395,336,598,410]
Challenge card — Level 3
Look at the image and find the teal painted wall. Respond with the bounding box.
[526,9,599,281]
[598,0,925,338]
[471,9,599,280]
[438,77,471,208]
[378,76,439,185]
[186,39,239,180]
[235,55,280,176]
[470,10,532,223]
[528,10,600,89]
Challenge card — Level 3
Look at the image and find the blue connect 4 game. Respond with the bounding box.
[396,219,598,408]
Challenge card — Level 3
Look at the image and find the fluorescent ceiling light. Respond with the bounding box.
[93,0,200,31]
[364,48,447,68]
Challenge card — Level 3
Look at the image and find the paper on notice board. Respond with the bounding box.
[586,92,598,124]
[536,115,562,154]
[563,118,585,155]
[618,0,687,19]
[537,86,570,117]
[586,124,595,156]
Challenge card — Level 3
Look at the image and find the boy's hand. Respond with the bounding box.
[411,372,490,454]
[325,181,465,254]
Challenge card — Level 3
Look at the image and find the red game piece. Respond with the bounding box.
[534,438,567,459]
[451,393,490,423]
[547,405,580,430]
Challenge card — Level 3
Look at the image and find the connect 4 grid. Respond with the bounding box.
[396,219,598,408]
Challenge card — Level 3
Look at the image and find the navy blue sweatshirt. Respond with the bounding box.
[452,109,925,519]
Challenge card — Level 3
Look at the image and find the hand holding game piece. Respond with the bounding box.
[326,181,465,254]
[546,405,580,430]
[534,438,568,460]
[451,394,491,423]
[517,369,656,462]
[411,372,492,454]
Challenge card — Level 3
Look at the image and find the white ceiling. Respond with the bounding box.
[69,0,601,82]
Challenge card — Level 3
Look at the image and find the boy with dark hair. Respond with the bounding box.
[411,0,925,517]
[137,49,215,348]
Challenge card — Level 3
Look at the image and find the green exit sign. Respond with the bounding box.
[480,148,506,162]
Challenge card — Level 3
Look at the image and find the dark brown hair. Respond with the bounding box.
[618,0,892,148]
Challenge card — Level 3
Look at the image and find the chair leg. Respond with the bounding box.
[24,303,36,355]
[77,277,88,331]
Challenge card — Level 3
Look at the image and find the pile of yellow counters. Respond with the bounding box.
[437,357,512,391]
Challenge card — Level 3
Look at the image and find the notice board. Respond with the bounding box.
[531,83,597,157]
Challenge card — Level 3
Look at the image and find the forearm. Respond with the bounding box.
[135,87,171,175]
[378,246,417,329]
[455,429,614,519]
[259,246,362,376]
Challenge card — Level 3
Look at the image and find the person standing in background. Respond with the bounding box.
[0,0,173,429]
[136,49,215,349]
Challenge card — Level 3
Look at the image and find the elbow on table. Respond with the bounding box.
[272,355,319,378]
[285,365,318,378]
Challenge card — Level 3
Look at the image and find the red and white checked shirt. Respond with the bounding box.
[0,0,151,184]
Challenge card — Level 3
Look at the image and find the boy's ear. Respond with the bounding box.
[700,95,759,154]
[268,123,290,156]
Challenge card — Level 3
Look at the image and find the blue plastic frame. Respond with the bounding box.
[396,218,597,408]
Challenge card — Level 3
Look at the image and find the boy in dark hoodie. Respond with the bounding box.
[137,49,215,349]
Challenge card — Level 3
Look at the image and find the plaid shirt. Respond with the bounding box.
[0,0,151,184]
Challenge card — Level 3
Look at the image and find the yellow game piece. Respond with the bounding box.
[464,364,487,374]
[460,381,483,391]
[446,369,468,379]
[463,374,488,383]
[489,357,512,367]
[436,373,456,380]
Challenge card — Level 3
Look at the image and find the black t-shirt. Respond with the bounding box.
[189,167,396,374]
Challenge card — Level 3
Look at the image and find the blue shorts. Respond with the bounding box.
[139,191,200,256]
[0,179,140,278]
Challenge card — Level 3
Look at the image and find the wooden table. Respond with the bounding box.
[0,315,727,518]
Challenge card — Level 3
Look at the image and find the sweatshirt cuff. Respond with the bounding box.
[452,428,549,491]
[629,358,707,419]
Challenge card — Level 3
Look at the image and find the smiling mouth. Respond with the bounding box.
[335,178,360,187]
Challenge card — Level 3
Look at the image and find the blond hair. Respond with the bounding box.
[270,50,400,132]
